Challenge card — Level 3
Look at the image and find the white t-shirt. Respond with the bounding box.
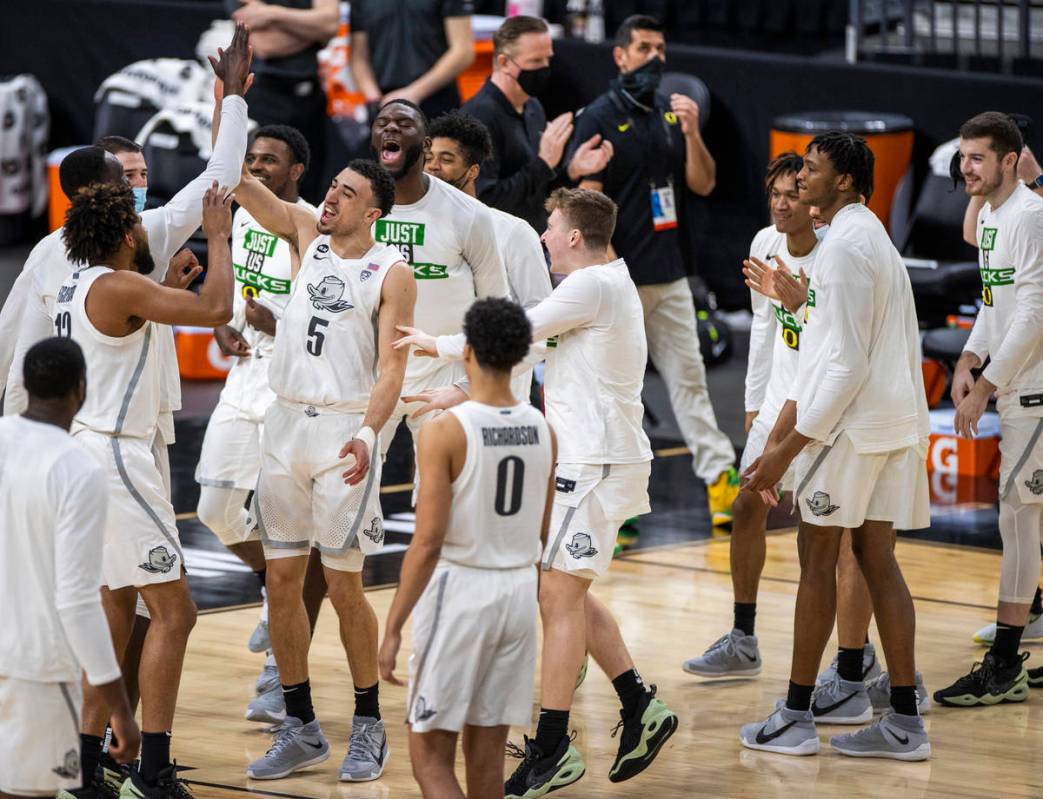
[0,95,249,419]
[964,183,1043,419]
[374,176,510,394]
[0,416,120,685]
[56,266,161,439]
[268,238,402,411]
[745,226,820,424]
[441,401,552,569]
[791,203,929,452]
[488,205,553,402]
[218,200,317,421]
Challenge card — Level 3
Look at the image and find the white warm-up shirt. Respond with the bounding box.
[963,183,1043,418]
[790,203,929,451]
[0,416,120,685]
[439,259,653,465]
[374,176,509,394]
[0,95,249,420]
[745,225,819,423]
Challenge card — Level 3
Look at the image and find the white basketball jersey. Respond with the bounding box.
[221,202,316,420]
[55,266,160,439]
[268,237,401,411]
[443,401,552,569]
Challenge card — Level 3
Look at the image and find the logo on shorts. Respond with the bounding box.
[1026,469,1043,495]
[139,545,178,574]
[53,748,79,779]
[555,476,577,494]
[565,532,598,559]
[307,275,353,312]
[805,490,840,517]
[413,696,437,721]
[363,517,384,544]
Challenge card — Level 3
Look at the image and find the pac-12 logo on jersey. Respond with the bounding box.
[307,275,354,312]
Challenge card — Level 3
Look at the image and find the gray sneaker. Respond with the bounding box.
[255,663,279,695]
[829,712,931,761]
[246,683,287,725]
[866,671,931,715]
[246,717,329,779]
[809,675,873,724]
[740,706,819,756]
[816,642,881,686]
[683,629,761,678]
[249,621,271,654]
[339,716,389,782]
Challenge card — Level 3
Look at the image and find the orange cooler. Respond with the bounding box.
[926,409,1001,505]
[47,146,83,232]
[770,112,914,232]
[174,326,233,381]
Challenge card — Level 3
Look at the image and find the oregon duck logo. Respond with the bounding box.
[805,491,840,517]
[53,749,79,779]
[413,695,437,721]
[1026,469,1043,496]
[565,532,598,559]
[139,545,178,574]
[307,275,353,312]
[363,517,384,544]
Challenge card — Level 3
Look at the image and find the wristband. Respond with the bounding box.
[354,426,376,455]
[1032,174,1043,190]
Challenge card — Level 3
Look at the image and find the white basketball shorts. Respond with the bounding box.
[0,677,82,796]
[195,399,265,492]
[739,412,795,493]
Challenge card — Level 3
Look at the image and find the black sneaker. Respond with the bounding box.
[608,684,678,783]
[1028,664,1043,688]
[933,652,1030,707]
[504,734,585,799]
[118,763,194,798]
[56,764,125,799]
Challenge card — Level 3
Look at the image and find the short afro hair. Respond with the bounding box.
[463,297,532,374]
[806,131,875,201]
[430,111,493,168]
[377,98,429,135]
[252,124,311,175]
[62,182,138,266]
[765,151,803,195]
[348,159,395,218]
[23,337,86,400]
[58,146,123,199]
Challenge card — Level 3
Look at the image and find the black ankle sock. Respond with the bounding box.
[733,602,756,636]
[890,684,918,716]
[837,646,864,682]
[282,679,316,725]
[353,682,380,720]
[611,668,647,718]
[786,681,813,711]
[139,731,171,785]
[80,734,104,787]
[534,708,569,755]
[255,568,267,592]
[1032,587,1043,617]
[991,623,1024,666]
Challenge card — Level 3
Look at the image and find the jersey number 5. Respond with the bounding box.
[494,455,525,516]
[306,316,329,356]
[54,311,72,338]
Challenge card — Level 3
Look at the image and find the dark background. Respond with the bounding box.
[3,0,1041,307]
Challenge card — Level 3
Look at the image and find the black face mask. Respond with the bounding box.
[617,57,664,106]
[515,64,552,98]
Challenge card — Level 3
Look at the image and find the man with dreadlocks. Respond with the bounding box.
[739,132,932,761]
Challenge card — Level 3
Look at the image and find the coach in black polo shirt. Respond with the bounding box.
[569,14,739,526]
[463,15,611,231]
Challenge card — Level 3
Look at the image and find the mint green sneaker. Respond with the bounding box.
[608,685,678,782]
[504,735,585,798]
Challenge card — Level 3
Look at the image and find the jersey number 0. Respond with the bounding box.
[494,455,525,517]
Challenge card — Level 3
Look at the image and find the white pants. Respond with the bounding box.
[407,562,537,733]
[0,677,82,796]
[997,416,1043,604]
[637,278,735,483]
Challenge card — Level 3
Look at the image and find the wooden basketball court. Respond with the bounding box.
[170,531,1043,798]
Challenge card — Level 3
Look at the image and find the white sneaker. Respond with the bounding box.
[973,613,1043,645]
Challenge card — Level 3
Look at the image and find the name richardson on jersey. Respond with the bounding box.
[481,425,541,447]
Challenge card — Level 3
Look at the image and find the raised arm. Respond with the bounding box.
[235,168,319,276]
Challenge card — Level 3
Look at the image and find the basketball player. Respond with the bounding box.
[397,188,679,794]
[0,338,140,799]
[740,132,931,760]
[369,100,510,459]
[192,124,328,722]
[56,181,235,797]
[424,110,552,403]
[934,112,1043,706]
[378,297,555,799]
[231,159,415,781]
